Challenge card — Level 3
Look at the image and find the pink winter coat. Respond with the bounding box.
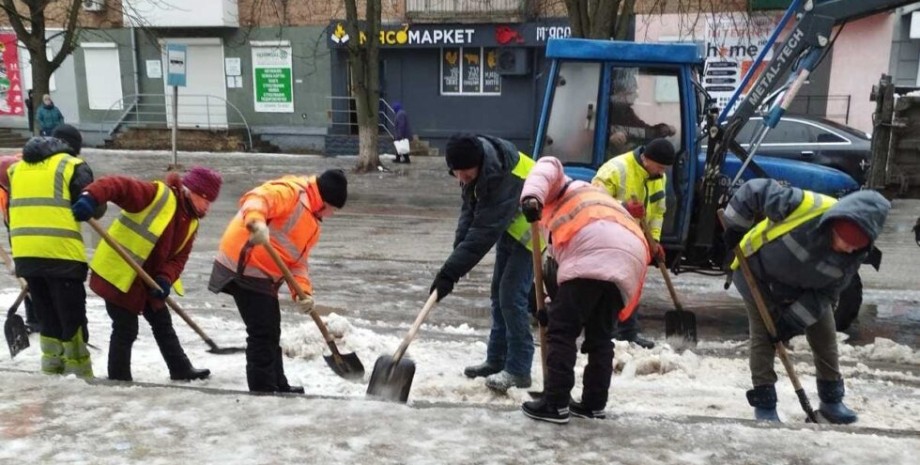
[522,157,649,317]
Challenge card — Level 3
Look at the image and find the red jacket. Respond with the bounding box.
[87,174,198,314]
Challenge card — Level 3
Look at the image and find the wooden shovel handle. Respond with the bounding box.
[636,217,684,312]
[258,241,340,352]
[391,291,438,363]
[529,222,548,377]
[86,218,217,348]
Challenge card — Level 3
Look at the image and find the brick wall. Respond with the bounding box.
[238,0,406,27]
[0,0,124,29]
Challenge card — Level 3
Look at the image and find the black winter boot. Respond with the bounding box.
[746,385,781,422]
[817,379,858,424]
[569,400,606,420]
[463,361,503,379]
[522,398,570,424]
[107,339,134,381]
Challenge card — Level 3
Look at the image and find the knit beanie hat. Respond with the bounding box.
[317,169,348,208]
[182,166,223,202]
[643,138,676,166]
[445,133,484,171]
[831,218,870,249]
[53,124,82,154]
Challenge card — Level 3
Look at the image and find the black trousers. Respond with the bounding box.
[225,282,289,392]
[544,278,623,410]
[25,277,87,342]
[106,301,192,381]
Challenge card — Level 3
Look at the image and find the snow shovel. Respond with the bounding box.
[87,219,246,355]
[259,241,364,380]
[527,222,549,399]
[4,286,30,358]
[366,291,438,403]
[717,210,818,423]
[637,220,697,345]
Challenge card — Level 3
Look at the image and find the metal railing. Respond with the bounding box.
[99,93,253,150]
[406,0,525,14]
[326,96,396,139]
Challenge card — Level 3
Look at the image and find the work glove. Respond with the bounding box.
[650,241,666,263]
[149,276,171,300]
[722,227,745,254]
[294,294,315,314]
[247,220,270,246]
[521,197,542,223]
[769,306,805,345]
[623,199,645,219]
[71,194,98,222]
[535,307,549,328]
[429,273,454,302]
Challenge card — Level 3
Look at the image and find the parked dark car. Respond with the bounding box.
[734,115,872,185]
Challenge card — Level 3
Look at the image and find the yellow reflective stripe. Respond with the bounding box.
[731,191,836,269]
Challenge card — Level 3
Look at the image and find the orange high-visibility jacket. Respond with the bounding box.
[216,175,323,297]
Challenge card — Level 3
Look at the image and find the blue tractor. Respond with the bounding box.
[531,0,915,330]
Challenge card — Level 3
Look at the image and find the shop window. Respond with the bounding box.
[441,47,501,96]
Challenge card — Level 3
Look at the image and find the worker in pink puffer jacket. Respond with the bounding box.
[519,156,649,424]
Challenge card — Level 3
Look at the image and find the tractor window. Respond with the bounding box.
[541,61,602,165]
[606,67,683,161]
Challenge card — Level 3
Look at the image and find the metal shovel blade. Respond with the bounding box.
[366,355,416,403]
[5,312,30,359]
[665,309,698,346]
[325,350,365,380]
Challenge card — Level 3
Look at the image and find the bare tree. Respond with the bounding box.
[1,0,82,134]
[563,0,637,39]
[342,0,382,173]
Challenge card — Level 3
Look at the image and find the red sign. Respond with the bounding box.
[495,26,524,45]
[0,34,24,116]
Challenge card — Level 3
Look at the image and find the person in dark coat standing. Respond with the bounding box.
[6,125,102,377]
[36,94,64,136]
[392,102,413,164]
[722,179,890,424]
[430,133,538,393]
[71,167,222,382]
[25,89,34,134]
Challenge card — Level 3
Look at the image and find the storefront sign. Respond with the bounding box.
[0,33,23,116]
[328,21,571,49]
[252,45,293,113]
[704,14,779,111]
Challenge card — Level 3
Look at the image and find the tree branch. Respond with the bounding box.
[49,0,81,72]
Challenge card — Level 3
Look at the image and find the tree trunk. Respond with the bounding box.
[347,0,382,173]
[30,55,51,136]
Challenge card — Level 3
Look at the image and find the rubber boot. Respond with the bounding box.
[463,361,503,379]
[817,379,858,425]
[39,335,64,375]
[61,327,94,379]
[746,384,781,422]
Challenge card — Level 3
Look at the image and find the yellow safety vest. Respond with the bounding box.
[8,153,86,262]
[730,190,836,270]
[506,152,545,252]
[592,151,668,240]
[90,182,198,294]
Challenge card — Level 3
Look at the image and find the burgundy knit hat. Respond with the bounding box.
[831,218,870,249]
[182,166,222,202]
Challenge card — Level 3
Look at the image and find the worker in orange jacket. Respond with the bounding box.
[208,169,347,393]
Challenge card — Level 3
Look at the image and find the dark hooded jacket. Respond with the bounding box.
[439,135,524,283]
[7,137,96,279]
[724,179,890,332]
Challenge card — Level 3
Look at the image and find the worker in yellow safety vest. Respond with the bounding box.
[430,133,544,393]
[7,125,102,377]
[592,138,676,349]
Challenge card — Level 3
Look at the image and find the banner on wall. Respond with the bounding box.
[252,45,293,113]
[704,14,780,112]
[0,33,24,116]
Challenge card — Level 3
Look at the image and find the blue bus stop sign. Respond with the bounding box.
[166,44,187,87]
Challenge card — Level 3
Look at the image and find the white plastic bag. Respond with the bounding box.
[394,138,410,155]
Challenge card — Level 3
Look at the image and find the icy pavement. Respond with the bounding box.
[1,150,919,464]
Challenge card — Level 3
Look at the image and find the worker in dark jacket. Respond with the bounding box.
[72,167,222,382]
[430,133,539,393]
[6,125,103,377]
[392,102,413,164]
[722,179,890,424]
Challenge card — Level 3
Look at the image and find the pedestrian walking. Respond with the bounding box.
[36,94,64,136]
[518,156,650,424]
[722,178,890,424]
[6,125,100,377]
[72,167,222,382]
[592,138,676,349]
[392,102,413,164]
[208,169,347,393]
[431,133,539,392]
